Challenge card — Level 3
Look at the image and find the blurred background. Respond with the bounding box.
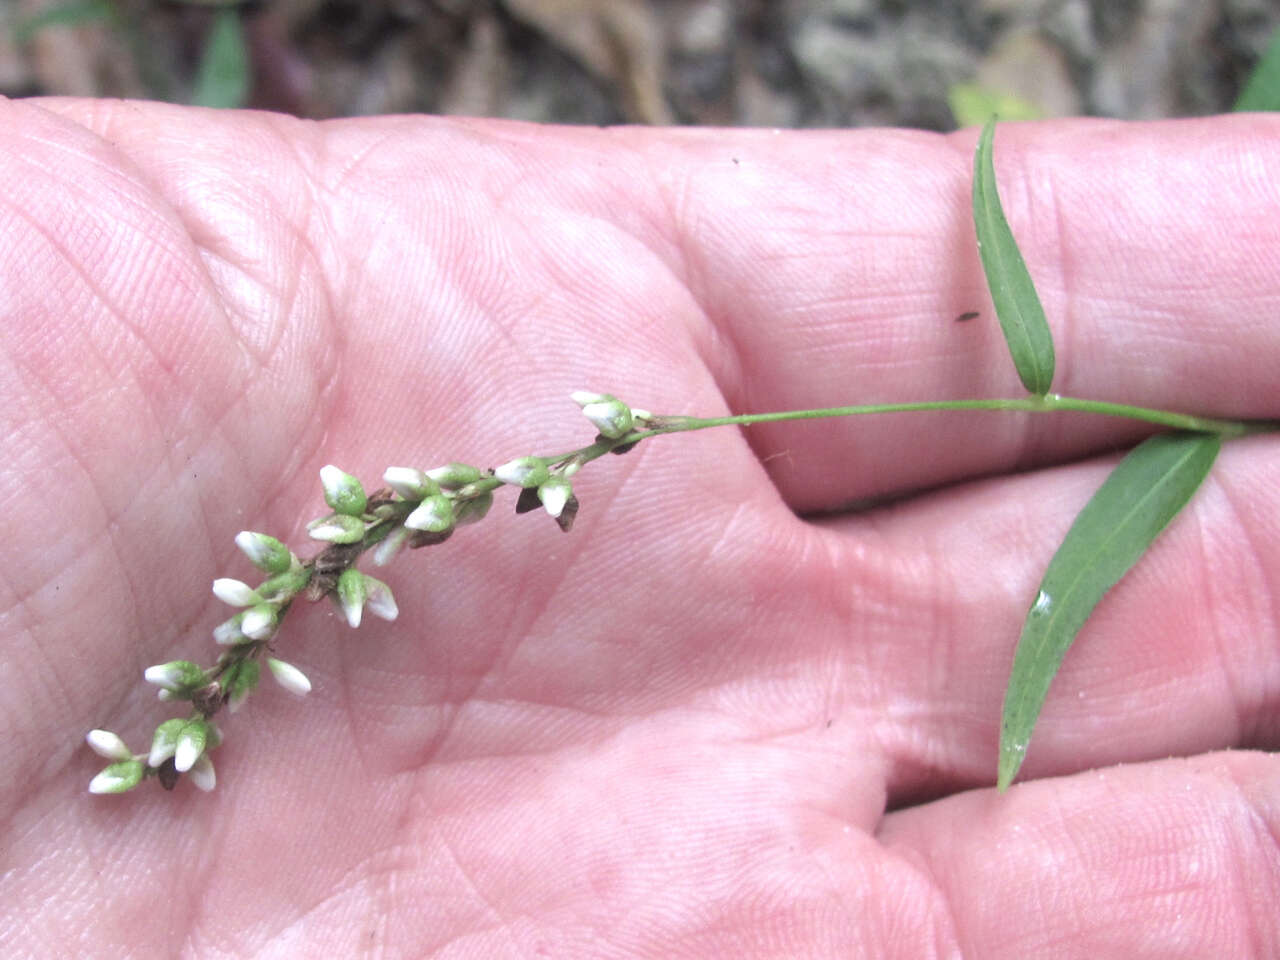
[2,0,1278,127]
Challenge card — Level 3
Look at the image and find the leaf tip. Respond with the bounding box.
[997,731,1027,792]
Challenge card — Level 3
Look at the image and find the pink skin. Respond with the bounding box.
[1,98,1278,957]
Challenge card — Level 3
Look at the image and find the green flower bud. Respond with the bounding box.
[234,531,293,575]
[88,759,144,794]
[404,494,454,533]
[493,457,550,488]
[143,660,205,692]
[453,490,493,527]
[382,467,439,500]
[307,512,366,544]
[148,717,187,767]
[174,719,210,773]
[578,397,634,439]
[257,565,311,602]
[225,659,261,714]
[336,567,367,628]
[319,465,368,517]
[425,462,483,488]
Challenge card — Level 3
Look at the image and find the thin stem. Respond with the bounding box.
[644,393,1277,438]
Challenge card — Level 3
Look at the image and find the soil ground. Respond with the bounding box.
[4,1,1277,126]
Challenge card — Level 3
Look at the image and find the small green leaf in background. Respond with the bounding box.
[1234,26,1280,112]
[14,0,114,45]
[973,118,1056,396]
[998,431,1221,790]
[192,6,249,109]
[949,83,1044,129]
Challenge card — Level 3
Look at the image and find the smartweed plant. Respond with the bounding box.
[85,121,1279,798]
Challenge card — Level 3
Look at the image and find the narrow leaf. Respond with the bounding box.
[1234,26,1280,112]
[192,7,249,109]
[998,431,1221,790]
[973,118,1056,396]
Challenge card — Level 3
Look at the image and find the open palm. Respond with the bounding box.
[2,99,1278,958]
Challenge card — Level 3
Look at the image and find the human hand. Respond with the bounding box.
[2,99,1277,957]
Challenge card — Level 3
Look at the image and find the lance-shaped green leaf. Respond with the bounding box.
[973,118,1056,396]
[998,431,1221,790]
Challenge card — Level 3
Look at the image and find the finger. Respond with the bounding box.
[44,103,1280,513]
[814,435,1280,802]
[877,751,1280,958]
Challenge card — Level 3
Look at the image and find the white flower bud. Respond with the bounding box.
[235,531,293,574]
[240,603,278,641]
[537,478,573,519]
[174,720,209,773]
[85,730,133,762]
[570,390,611,406]
[336,568,366,628]
[404,494,454,533]
[320,464,368,517]
[382,466,437,500]
[363,576,399,622]
[493,457,550,488]
[88,759,144,794]
[187,753,216,792]
[212,577,262,608]
[267,658,312,697]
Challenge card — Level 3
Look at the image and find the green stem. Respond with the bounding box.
[534,393,1277,475]
[646,393,1278,439]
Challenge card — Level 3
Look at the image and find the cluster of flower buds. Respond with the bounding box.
[86,646,314,794]
[85,715,219,794]
[491,456,579,532]
[370,462,494,564]
[307,464,372,545]
[211,531,309,648]
[88,392,653,795]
